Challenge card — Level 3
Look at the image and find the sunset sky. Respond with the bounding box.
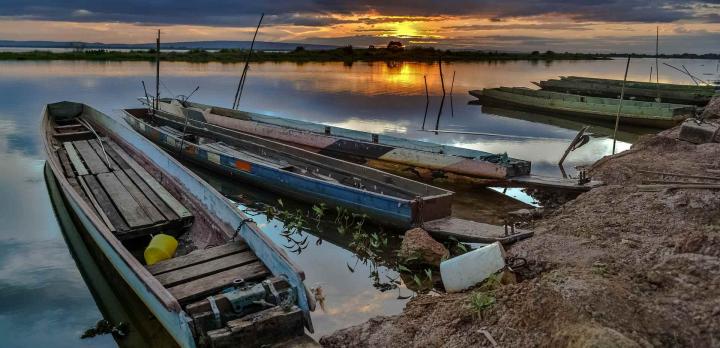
[0,1,719,53]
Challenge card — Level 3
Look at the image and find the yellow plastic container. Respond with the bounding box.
[144,234,178,265]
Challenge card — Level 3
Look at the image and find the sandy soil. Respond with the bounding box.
[319,98,720,347]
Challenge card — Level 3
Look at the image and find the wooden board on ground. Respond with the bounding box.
[167,261,269,304]
[73,140,109,174]
[63,142,89,176]
[96,172,153,229]
[507,174,603,191]
[156,251,258,287]
[107,141,192,219]
[423,217,533,244]
[148,242,247,275]
[80,175,128,232]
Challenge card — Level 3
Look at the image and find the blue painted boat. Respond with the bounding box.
[123,107,455,229]
[148,98,531,181]
[42,101,313,347]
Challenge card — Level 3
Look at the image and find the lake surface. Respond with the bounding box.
[0,58,716,347]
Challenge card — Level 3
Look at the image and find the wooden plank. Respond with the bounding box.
[114,170,166,224]
[76,176,116,232]
[423,217,534,244]
[156,251,258,287]
[72,140,109,174]
[96,172,153,229]
[107,141,192,219]
[87,139,118,171]
[54,124,84,130]
[102,139,131,170]
[57,149,75,178]
[80,175,128,232]
[55,130,92,141]
[148,242,248,275]
[63,142,89,176]
[123,169,178,221]
[208,306,304,347]
[168,261,269,304]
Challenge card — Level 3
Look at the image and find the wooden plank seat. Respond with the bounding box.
[147,242,271,305]
[55,132,193,241]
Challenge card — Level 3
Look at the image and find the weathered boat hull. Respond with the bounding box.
[538,76,716,106]
[42,102,312,347]
[469,88,694,129]
[152,99,531,180]
[45,162,178,347]
[123,108,454,229]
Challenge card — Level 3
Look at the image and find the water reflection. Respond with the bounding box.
[1,58,716,344]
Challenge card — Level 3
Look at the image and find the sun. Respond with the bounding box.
[392,21,419,38]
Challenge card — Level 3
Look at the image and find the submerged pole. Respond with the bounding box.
[434,58,446,135]
[449,70,456,118]
[655,26,660,101]
[421,75,429,129]
[649,66,653,83]
[233,13,264,109]
[612,56,631,155]
[155,30,160,112]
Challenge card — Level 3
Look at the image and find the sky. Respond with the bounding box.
[0,1,719,53]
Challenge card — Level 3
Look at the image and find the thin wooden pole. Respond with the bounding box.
[649,66,653,83]
[655,26,660,101]
[141,80,151,114]
[421,75,429,129]
[449,70,456,118]
[233,13,264,109]
[434,58,446,134]
[612,56,631,155]
[682,65,699,86]
[155,30,160,112]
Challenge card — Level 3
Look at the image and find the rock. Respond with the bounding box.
[398,228,449,267]
[678,119,720,144]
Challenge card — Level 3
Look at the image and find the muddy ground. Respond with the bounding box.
[320,98,720,347]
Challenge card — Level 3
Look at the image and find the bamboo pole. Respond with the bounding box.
[655,26,660,101]
[449,70,456,118]
[155,30,160,112]
[612,56,631,155]
[232,14,264,109]
[421,75,429,129]
[434,58,446,135]
[682,65,699,86]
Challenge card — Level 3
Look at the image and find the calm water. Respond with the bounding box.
[0,58,716,347]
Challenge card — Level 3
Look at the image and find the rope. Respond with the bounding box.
[77,118,110,167]
[232,218,254,241]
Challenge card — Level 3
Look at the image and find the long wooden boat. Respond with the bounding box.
[149,99,531,180]
[536,76,717,106]
[122,107,454,229]
[469,87,696,128]
[42,101,313,347]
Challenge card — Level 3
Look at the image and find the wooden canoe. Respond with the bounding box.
[469,87,696,129]
[537,76,716,106]
[148,98,531,180]
[122,107,455,229]
[42,101,313,347]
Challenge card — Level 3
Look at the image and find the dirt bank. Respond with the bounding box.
[320,98,720,347]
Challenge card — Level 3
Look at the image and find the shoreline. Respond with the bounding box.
[0,49,609,63]
[320,96,720,347]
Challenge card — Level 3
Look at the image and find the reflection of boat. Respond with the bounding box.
[536,76,716,106]
[45,162,177,347]
[123,107,454,229]
[479,104,649,144]
[149,98,531,180]
[469,87,696,128]
[42,102,311,347]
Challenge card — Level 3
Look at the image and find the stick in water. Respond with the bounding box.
[612,56,631,155]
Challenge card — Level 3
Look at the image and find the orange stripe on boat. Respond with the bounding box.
[235,160,251,172]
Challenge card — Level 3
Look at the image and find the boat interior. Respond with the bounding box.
[44,103,305,346]
[124,107,448,201]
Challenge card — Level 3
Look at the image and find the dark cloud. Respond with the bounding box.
[444,23,593,31]
[0,1,719,26]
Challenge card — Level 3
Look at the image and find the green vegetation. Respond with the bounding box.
[0,47,609,63]
[465,273,503,317]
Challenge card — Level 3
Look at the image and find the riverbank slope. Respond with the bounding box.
[320,97,720,347]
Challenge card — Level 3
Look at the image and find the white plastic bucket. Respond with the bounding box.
[440,242,506,293]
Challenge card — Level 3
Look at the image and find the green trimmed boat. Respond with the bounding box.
[536,76,717,106]
[469,87,696,129]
